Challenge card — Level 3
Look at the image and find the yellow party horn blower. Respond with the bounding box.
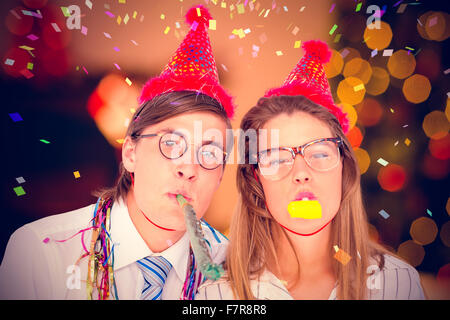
[287,200,322,219]
[176,194,224,281]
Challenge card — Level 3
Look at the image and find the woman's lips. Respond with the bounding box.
[294,192,317,201]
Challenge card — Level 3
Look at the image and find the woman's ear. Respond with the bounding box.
[122,136,137,173]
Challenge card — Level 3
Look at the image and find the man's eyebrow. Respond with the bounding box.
[156,127,224,149]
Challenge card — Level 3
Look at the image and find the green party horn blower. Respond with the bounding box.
[176,194,224,281]
[287,200,322,219]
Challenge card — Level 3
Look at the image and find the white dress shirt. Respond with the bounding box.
[0,198,228,300]
[195,254,425,300]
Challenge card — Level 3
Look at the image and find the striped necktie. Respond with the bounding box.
[137,256,172,300]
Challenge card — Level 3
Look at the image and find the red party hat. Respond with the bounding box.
[265,40,349,133]
[139,5,235,118]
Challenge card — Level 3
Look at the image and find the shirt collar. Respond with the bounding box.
[110,198,190,281]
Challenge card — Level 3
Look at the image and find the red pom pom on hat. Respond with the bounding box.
[302,40,332,64]
[185,5,213,26]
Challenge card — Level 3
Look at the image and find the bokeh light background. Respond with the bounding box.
[1,0,449,299]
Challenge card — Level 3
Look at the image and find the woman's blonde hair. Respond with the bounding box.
[226,95,394,300]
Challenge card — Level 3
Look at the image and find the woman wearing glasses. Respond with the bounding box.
[0,5,234,300]
[196,40,425,300]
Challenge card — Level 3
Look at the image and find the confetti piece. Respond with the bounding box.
[209,19,216,30]
[221,2,227,9]
[329,3,336,13]
[333,248,351,265]
[160,14,165,20]
[19,45,34,51]
[27,34,38,41]
[292,26,299,36]
[377,158,389,166]
[164,26,170,34]
[133,11,137,19]
[27,62,33,70]
[61,7,70,17]
[427,209,432,217]
[353,83,365,92]
[355,2,362,12]
[82,66,88,75]
[125,77,132,86]
[276,51,283,56]
[294,40,301,48]
[378,209,390,219]
[85,0,93,10]
[103,32,111,39]
[116,139,125,144]
[117,16,122,25]
[252,44,260,52]
[131,40,138,46]
[300,6,306,12]
[221,64,228,72]
[51,23,61,32]
[390,108,395,113]
[16,177,25,184]
[263,9,270,18]
[404,138,411,146]
[20,69,34,79]
[40,139,50,144]
[10,9,21,20]
[9,112,23,122]
[383,49,393,56]
[237,4,245,14]
[119,0,126,3]
[43,237,50,243]
[429,16,437,27]
[334,34,342,43]
[394,141,399,146]
[81,26,88,35]
[105,11,115,18]
[191,21,199,31]
[124,14,130,24]
[371,49,378,57]
[329,24,338,35]
[114,46,120,52]
[73,171,81,178]
[5,58,15,66]
[14,186,26,196]
[340,48,350,58]
[443,68,450,75]
[397,3,407,13]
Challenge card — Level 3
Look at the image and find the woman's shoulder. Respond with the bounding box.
[195,270,293,300]
[367,253,425,300]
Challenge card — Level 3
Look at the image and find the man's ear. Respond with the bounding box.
[122,136,137,173]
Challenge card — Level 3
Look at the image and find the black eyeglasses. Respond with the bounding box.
[131,131,227,170]
[257,137,343,181]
